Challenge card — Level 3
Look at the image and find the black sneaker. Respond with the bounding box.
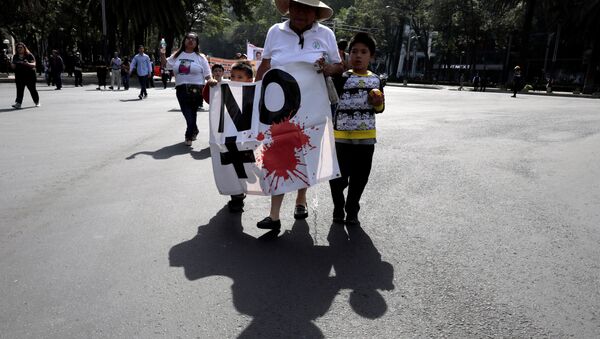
[138,94,143,99]
[257,217,281,230]
[294,205,308,219]
[345,216,360,227]
[227,194,245,213]
[332,208,345,224]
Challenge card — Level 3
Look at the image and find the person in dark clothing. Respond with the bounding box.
[73,53,83,87]
[50,50,64,90]
[11,42,40,108]
[95,56,108,90]
[121,57,130,90]
[511,65,523,97]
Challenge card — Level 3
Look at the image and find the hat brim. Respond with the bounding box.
[275,0,333,22]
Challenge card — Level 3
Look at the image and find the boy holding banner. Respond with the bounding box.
[329,32,385,227]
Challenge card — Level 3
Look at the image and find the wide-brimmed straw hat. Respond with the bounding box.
[275,0,333,22]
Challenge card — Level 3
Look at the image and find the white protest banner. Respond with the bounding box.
[208,62,340,196]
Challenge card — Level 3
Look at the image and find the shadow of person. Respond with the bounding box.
[327,223,395,319]
[169,210,337,338]
[126,143,201,160]
[190,147,211,160]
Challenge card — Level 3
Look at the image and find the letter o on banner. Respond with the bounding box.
[259,69,301,125]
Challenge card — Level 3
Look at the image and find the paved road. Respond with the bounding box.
[1,82,599,338]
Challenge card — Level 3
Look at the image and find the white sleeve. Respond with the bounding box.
[325,28,341,64]
[261,24,277,59]
[166,55,176,70]
[200,55,211,78]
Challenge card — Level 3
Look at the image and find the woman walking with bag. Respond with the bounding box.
[160,33,214,146]
[11,42,40,109]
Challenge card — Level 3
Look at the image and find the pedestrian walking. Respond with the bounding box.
[109,52,122,90]
[160,32,214,145]
[253,0,343,230]
[49,50,64,90]
[73,52,83,87]
[329,32,384,227]
[130,45,152,99]
[10,42,40,109]
[472,73,480,91]
[458,73,465,91]
[95,56,108,90]
[43,56,51,86]
[121,57,130,90]
[511,65,523,98]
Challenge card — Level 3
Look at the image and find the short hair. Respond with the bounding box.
[349,32,376,56]
[138,45,144,50]
[337,39,348,50]
[212,63,224,72]
[231,61,253,79]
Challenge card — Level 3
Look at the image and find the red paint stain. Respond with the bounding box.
[256,132,265,141]
[259,118,314,191]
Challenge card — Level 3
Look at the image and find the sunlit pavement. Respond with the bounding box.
[1,82,599,337]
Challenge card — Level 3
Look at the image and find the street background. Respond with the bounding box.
[1,82,599,338]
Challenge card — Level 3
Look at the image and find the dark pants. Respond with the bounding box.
[122,74,129,90]
[138,75,148,96]
[97,71,107,88]
[176,85,202,139]
[15,76,39,104]
[52,72,62,89]
[329,143,375,219]
[74,70,83,86]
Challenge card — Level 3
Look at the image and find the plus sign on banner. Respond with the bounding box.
[208,62,340,196]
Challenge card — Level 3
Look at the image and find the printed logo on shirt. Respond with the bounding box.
[312,40,321,50]
[178,59,193,75]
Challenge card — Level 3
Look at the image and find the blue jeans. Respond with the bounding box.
[176,85,203,139]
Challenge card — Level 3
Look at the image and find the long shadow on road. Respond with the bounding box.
[126,144,210,160]
[169,206,394,337]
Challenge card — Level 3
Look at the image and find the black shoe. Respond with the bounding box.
[227,195,245,213]
[332,208,345,224]
[257,217,281,230]
[345,216,360,227]
[294,204,308,219]
[138,94,143,99]
[191,130,199,141]
[143,93,148,98]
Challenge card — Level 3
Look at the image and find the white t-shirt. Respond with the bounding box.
[167,51,211,86]
[262,20,341,67]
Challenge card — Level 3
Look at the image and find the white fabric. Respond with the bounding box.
[262,20,341,67]
[208,62,340,196]
[167,52,211,86]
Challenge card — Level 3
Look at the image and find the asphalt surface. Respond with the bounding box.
[1,81,599,338]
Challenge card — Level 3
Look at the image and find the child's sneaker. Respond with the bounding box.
[35,102,41,107]
[227,194,246,213]
[345,215,360,227]
[12,103,21,109]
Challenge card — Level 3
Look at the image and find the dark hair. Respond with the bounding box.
[137,45,144,50]
[15,42,32,55]
[231,61,254,79]
[337,39,348,50]
[212,63,224,72]
[173,32,200,59]
[349,32,376,55]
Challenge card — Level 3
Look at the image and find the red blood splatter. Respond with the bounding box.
[259,118,314,191]
[256,132,265,141]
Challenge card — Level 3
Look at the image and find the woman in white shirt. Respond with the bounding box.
[255,0,344,230]
[161,33,215,146]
